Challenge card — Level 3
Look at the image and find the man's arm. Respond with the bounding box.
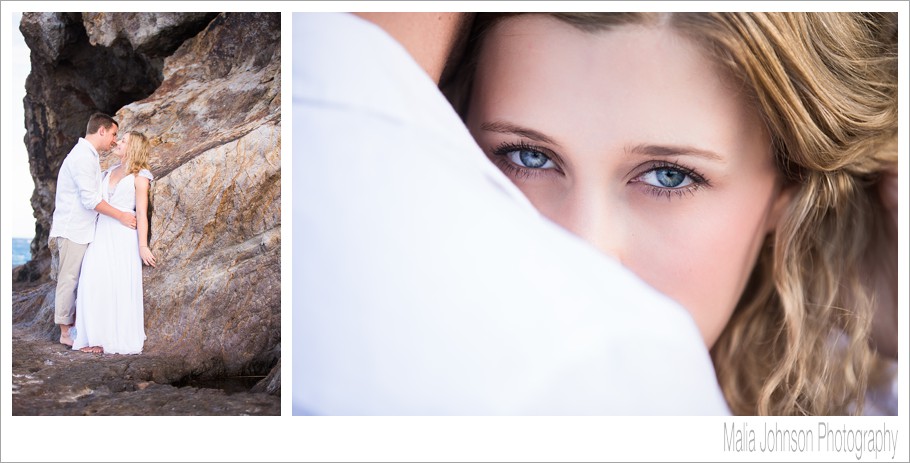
[71,153,136,228]
[95,200,136,229]
[70,150,102,211]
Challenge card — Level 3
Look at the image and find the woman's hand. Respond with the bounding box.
[140,246,157,268]
[119,211,137,229]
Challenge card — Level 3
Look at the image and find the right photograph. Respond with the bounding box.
[293,12,898,416]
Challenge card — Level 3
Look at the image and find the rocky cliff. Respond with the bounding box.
[13,12,281,412]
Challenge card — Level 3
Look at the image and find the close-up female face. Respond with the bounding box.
[466,15,791,347]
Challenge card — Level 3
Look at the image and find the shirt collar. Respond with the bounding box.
[78,137,100,159]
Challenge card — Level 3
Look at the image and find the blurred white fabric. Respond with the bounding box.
[292,12,731,415]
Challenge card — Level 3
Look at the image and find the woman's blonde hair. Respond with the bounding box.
[442,12,898,415]
[122,131,151,175]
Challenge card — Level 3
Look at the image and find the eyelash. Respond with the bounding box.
[490,141,711,200]
[490,141,561,180]
[635,161,710,200]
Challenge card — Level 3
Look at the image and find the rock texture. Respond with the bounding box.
[13,12,281,412]
[82,12,217,57]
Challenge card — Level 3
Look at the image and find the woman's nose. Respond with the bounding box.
[550,186,627,262]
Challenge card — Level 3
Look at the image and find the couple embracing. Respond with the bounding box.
[49,113,157,355]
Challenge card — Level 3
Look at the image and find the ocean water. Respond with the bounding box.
[12,238,31,266]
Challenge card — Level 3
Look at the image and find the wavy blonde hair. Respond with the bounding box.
[122,131,152,175]
[442,12,898,415]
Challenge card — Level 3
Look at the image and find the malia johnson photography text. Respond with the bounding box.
[724,422,898,460]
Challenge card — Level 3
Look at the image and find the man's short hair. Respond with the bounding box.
[86,113,118,135]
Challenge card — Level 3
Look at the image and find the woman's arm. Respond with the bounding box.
[135,176,157,267]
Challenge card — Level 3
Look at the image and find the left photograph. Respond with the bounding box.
[10,12,281,415]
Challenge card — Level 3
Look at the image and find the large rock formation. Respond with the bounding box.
[13,12,281,411]
[17,12,219,269]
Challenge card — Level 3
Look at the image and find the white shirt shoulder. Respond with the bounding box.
[293,13,730,416]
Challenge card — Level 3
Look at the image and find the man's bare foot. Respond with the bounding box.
[58,324,74,347]
[78,346,103,354]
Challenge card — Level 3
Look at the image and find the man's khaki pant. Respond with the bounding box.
[51,237,88,325]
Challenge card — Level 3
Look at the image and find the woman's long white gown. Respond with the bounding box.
[72,167,153,354]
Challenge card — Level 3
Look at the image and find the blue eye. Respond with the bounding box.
[641,167,693,188]
[507,149,556,169]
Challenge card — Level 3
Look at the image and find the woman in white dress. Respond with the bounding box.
[72,131,157,355]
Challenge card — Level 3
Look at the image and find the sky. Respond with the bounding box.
[8,12,35,239]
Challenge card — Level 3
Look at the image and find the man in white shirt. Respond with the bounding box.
[293,13,730,415]
[48,113,137,346]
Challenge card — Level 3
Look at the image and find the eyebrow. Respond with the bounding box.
[629,143,723,162]
[480,121,723,162]
[479,121,560,147]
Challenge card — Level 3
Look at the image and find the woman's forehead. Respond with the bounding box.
[473,15,764,160]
